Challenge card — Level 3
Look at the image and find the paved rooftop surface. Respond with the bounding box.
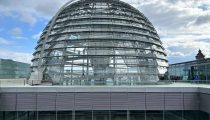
[1,83,210,94]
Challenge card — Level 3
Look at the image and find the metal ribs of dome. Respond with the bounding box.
[29,0,168,85]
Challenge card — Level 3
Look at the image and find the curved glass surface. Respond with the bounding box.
[30,0,168,85]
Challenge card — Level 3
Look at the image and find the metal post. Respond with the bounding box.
[72,111,75,120]
[127,110,130,120]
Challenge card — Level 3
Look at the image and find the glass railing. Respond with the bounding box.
[1,79,210,86]
[0,78,28,87]
[169,80,210,84]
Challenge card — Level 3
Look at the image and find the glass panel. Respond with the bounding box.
[183,110,200,120]
[28,112,37,120]
[93,111,109,120]
[130,111,145,120]
[18,111,28,120]
[164,111,182,120]
[38,111,56,120]
[111,111,127,120]
[146,111,163,120]
[4,112,16,120]
[57,111,72,120]
[183,110,210,120]
[198,111,210,120]
[18,111,37,120]
[0,112,3,120]
[75,111,92,120]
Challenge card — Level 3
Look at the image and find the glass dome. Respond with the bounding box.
[29,0,168,85]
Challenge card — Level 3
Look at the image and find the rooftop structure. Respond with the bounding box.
[0,59,30,79]
[196,49,205,60]
[0,82,210,119]
[1,0,210,120]
[169,50,210,81]
[29,0,168,85]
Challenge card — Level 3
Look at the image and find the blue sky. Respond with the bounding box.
[0,0,210,64]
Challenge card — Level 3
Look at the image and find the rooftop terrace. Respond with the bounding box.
[1,79,210,94]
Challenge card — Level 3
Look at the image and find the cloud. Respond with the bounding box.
[0,0,69,25]
[9,27,27,40]
[193,14,210,25]
[133,0,210,63]
[19,13,37,26]
[32,32,42,40]
[0,37,12,45]
[0,49,32,63]
[137,0,204,31]
[163,37,210,59]
[198,4,209,11]
[0,0,210,64]
[10,27,22,36]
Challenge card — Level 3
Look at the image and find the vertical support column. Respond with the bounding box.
[127,110,130,120]
[60,43,67,85]
[16,111,18,120]
[144,110,146,120]
[37,111,39,120]
[182,92,184,120]
[145,92,147,120]
[163,92,165,120]
[205,65,207,82]
[109,110,111,120]
[72,111,75,120]
[73,92,75,120]
[92,110,94,120]
[36,92,39,120]
[55,92,57,120]
[113,47,116,85]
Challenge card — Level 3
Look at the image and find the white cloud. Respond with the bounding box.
[10,27,22,36]
[132,0,210,62]
[0,49,32,63]
[193,14,210,25]
[19,13,37,26]
[0,37,12,45]
[9,27,28,40]
[0,0,210,63]
[32,32,42,40]
[0,0,69,25]
[163,37,210,58]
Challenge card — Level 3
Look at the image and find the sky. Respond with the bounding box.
[0,0,210,64]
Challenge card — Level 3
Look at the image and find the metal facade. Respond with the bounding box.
[0,92,200,111]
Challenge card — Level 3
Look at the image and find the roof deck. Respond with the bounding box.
[1,79,210,94]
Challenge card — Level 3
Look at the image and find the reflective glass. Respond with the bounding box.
[57,111,72,120]
[75,111,92,120]
[38,111,56,120]
[111,111,127,120]
[130,111,145,120]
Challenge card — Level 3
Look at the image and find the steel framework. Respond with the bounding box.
[29,0,168,85]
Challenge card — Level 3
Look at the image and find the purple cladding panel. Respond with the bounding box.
[37,93,56,111]
[184,93,199,110]
[17,93,36,111]
[56,93,74,110]
[128,93,146,110]
[111,93,128,110]
[0,93,16,111]
[75,93,93,110]
[146,93,164,110]
[0,92,209,113]
[200,93,210,113]
[91,93,110,110]
[165,93,183,110]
